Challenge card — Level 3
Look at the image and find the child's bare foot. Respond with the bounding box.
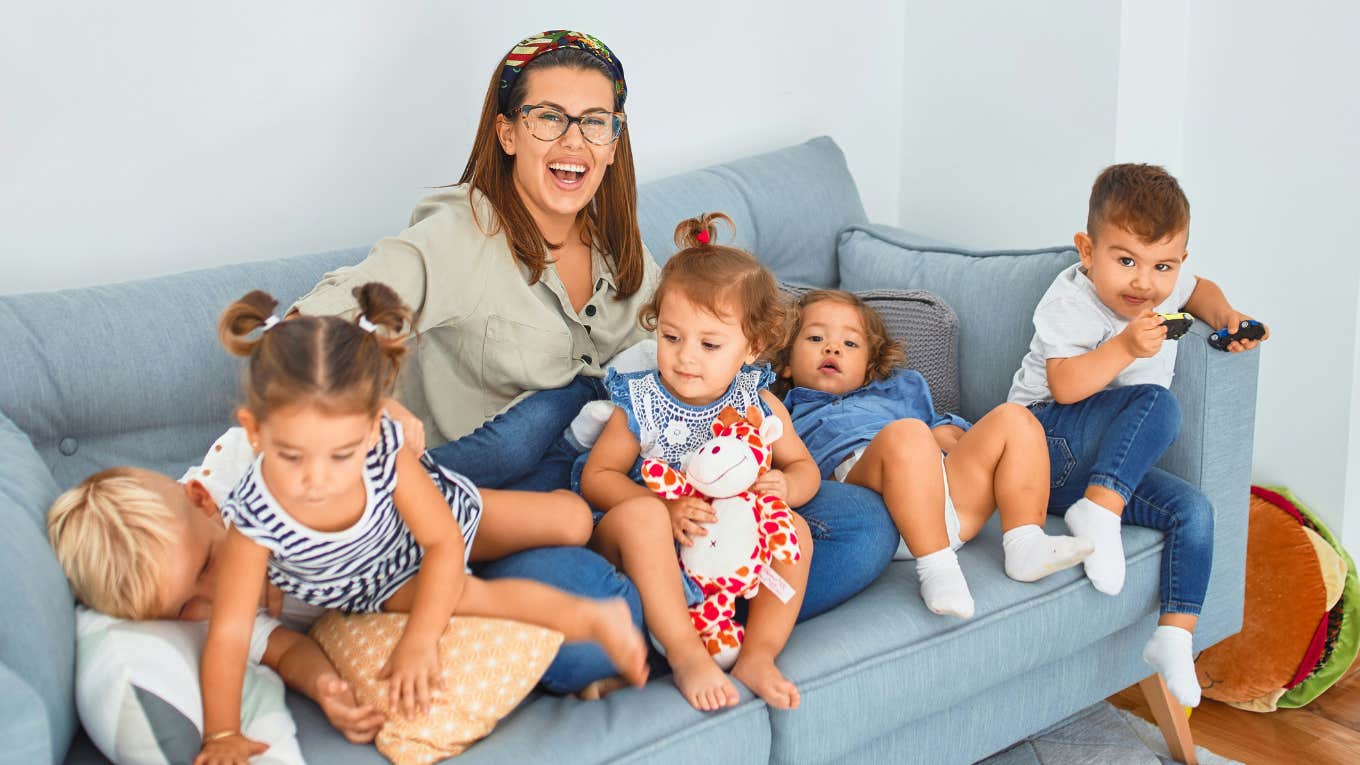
[576,675,629,701]
[670,646,740,711]
[586,598,649,688]
[731,652,800,710]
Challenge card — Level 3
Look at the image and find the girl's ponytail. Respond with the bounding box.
[352,282,412,389]
[673,212,734,251]
[218,290,281,357]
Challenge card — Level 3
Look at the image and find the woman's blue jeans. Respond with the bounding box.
[1031,384,1213,616]
[425,376,899,689]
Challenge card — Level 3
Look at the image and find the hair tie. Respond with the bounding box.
[261,315,280,331]
[357,315,379,334]
[696,229,711,245]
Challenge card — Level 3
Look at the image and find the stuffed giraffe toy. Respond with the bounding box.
[641,405,801,669]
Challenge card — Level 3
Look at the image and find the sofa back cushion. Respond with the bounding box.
[639,136,867,288]
[0,248,368,489]
[837,224,1078,422]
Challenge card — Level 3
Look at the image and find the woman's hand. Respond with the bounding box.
[314,672,385,743]
[751,469,789,499]
[193,733,268,765]
[377,635,442,719]
[665,496,716,547]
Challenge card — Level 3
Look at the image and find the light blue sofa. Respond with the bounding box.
[0,137,1257,764]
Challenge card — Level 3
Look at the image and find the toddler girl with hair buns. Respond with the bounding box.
[197,282,646,765]
[580,214,818,712]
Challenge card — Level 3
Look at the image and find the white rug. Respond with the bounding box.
[976,701,1242,764]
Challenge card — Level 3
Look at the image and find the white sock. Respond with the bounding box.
[1143,625,1201,707]
[1064,498,1126,595]
[1001,524,1095,582]
[915,548,974,619]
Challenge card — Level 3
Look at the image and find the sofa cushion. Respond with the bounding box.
[640,137,867,288]
[778,285,961,416]
[766,516,1165,763]
[837,224,1078,422]
[0,413,75,765]
[0,248,367,491]
[288,680,772,764]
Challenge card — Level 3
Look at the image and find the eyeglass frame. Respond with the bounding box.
[516,103,627,145]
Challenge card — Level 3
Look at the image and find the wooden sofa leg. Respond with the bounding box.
[1138,674,1198,764]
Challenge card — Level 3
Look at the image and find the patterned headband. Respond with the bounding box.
[498,30,627,112]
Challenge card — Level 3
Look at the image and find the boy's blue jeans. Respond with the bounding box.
[427,376,899,691]
[1030,384,1213,617]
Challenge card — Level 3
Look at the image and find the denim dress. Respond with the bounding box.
[784,369,971,479]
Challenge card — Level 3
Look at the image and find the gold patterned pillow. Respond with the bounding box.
[310,612,563,764]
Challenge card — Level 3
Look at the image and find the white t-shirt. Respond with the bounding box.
[1008,263,1198,406]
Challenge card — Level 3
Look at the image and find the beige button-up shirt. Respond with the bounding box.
[292,184,659,445]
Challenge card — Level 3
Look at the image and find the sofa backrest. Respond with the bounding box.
[639,136,867,287]
[0,136,864,491]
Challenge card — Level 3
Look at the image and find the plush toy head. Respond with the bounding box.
[681,406,782,498]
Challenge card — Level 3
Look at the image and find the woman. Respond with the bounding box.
[292,30,899,695]
[291,31,654,695]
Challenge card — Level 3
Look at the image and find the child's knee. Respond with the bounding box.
[989,402,1042,435]
[601,496,668,535]
[1132,385,1182,432]
[879,418,935,458]
[1177,492,1215,541]
[554,490,595,546]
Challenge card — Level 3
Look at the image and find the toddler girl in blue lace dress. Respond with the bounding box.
[579,214,818,713]
[197,283,646,765]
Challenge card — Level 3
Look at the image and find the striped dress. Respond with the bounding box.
[221,415,482,614]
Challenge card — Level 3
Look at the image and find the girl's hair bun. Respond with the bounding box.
[673,212,734,250]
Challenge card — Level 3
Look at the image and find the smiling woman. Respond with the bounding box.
[288,30,657,695]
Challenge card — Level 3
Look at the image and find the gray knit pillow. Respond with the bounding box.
[778,285,961,415]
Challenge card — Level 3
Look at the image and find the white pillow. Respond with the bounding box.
[75,607,304,765]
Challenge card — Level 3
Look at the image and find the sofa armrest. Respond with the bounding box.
[1161,322,1260,646]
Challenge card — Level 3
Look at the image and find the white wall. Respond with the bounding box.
[0,1,906,294]
[898,1,1122,249]
[1180,0,1360,555]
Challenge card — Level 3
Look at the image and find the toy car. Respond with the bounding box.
[1157,312,1195,341]
[1208,319,1267,351]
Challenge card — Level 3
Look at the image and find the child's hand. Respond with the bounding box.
[377,635,442,719]
[666,496,716,547]
[315,672,386,743]
[1118,311,1167,358]
[383,397,426,455]
[193,732,268,765]
[751,469,789,499]
[1218,311,1270,352]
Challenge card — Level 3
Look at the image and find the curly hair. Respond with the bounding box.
[772,290,905,396]
[637,212,785,355]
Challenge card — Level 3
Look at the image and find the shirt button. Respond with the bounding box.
[59,437,78,456]
[582,354,593,365]
[585,305,598,317]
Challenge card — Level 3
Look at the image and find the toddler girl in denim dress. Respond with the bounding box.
[777,290,1092,620]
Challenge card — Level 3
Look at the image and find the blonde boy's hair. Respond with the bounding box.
[46,467,178,620]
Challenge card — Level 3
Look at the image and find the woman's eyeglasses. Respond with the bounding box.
[518,104,626,145]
